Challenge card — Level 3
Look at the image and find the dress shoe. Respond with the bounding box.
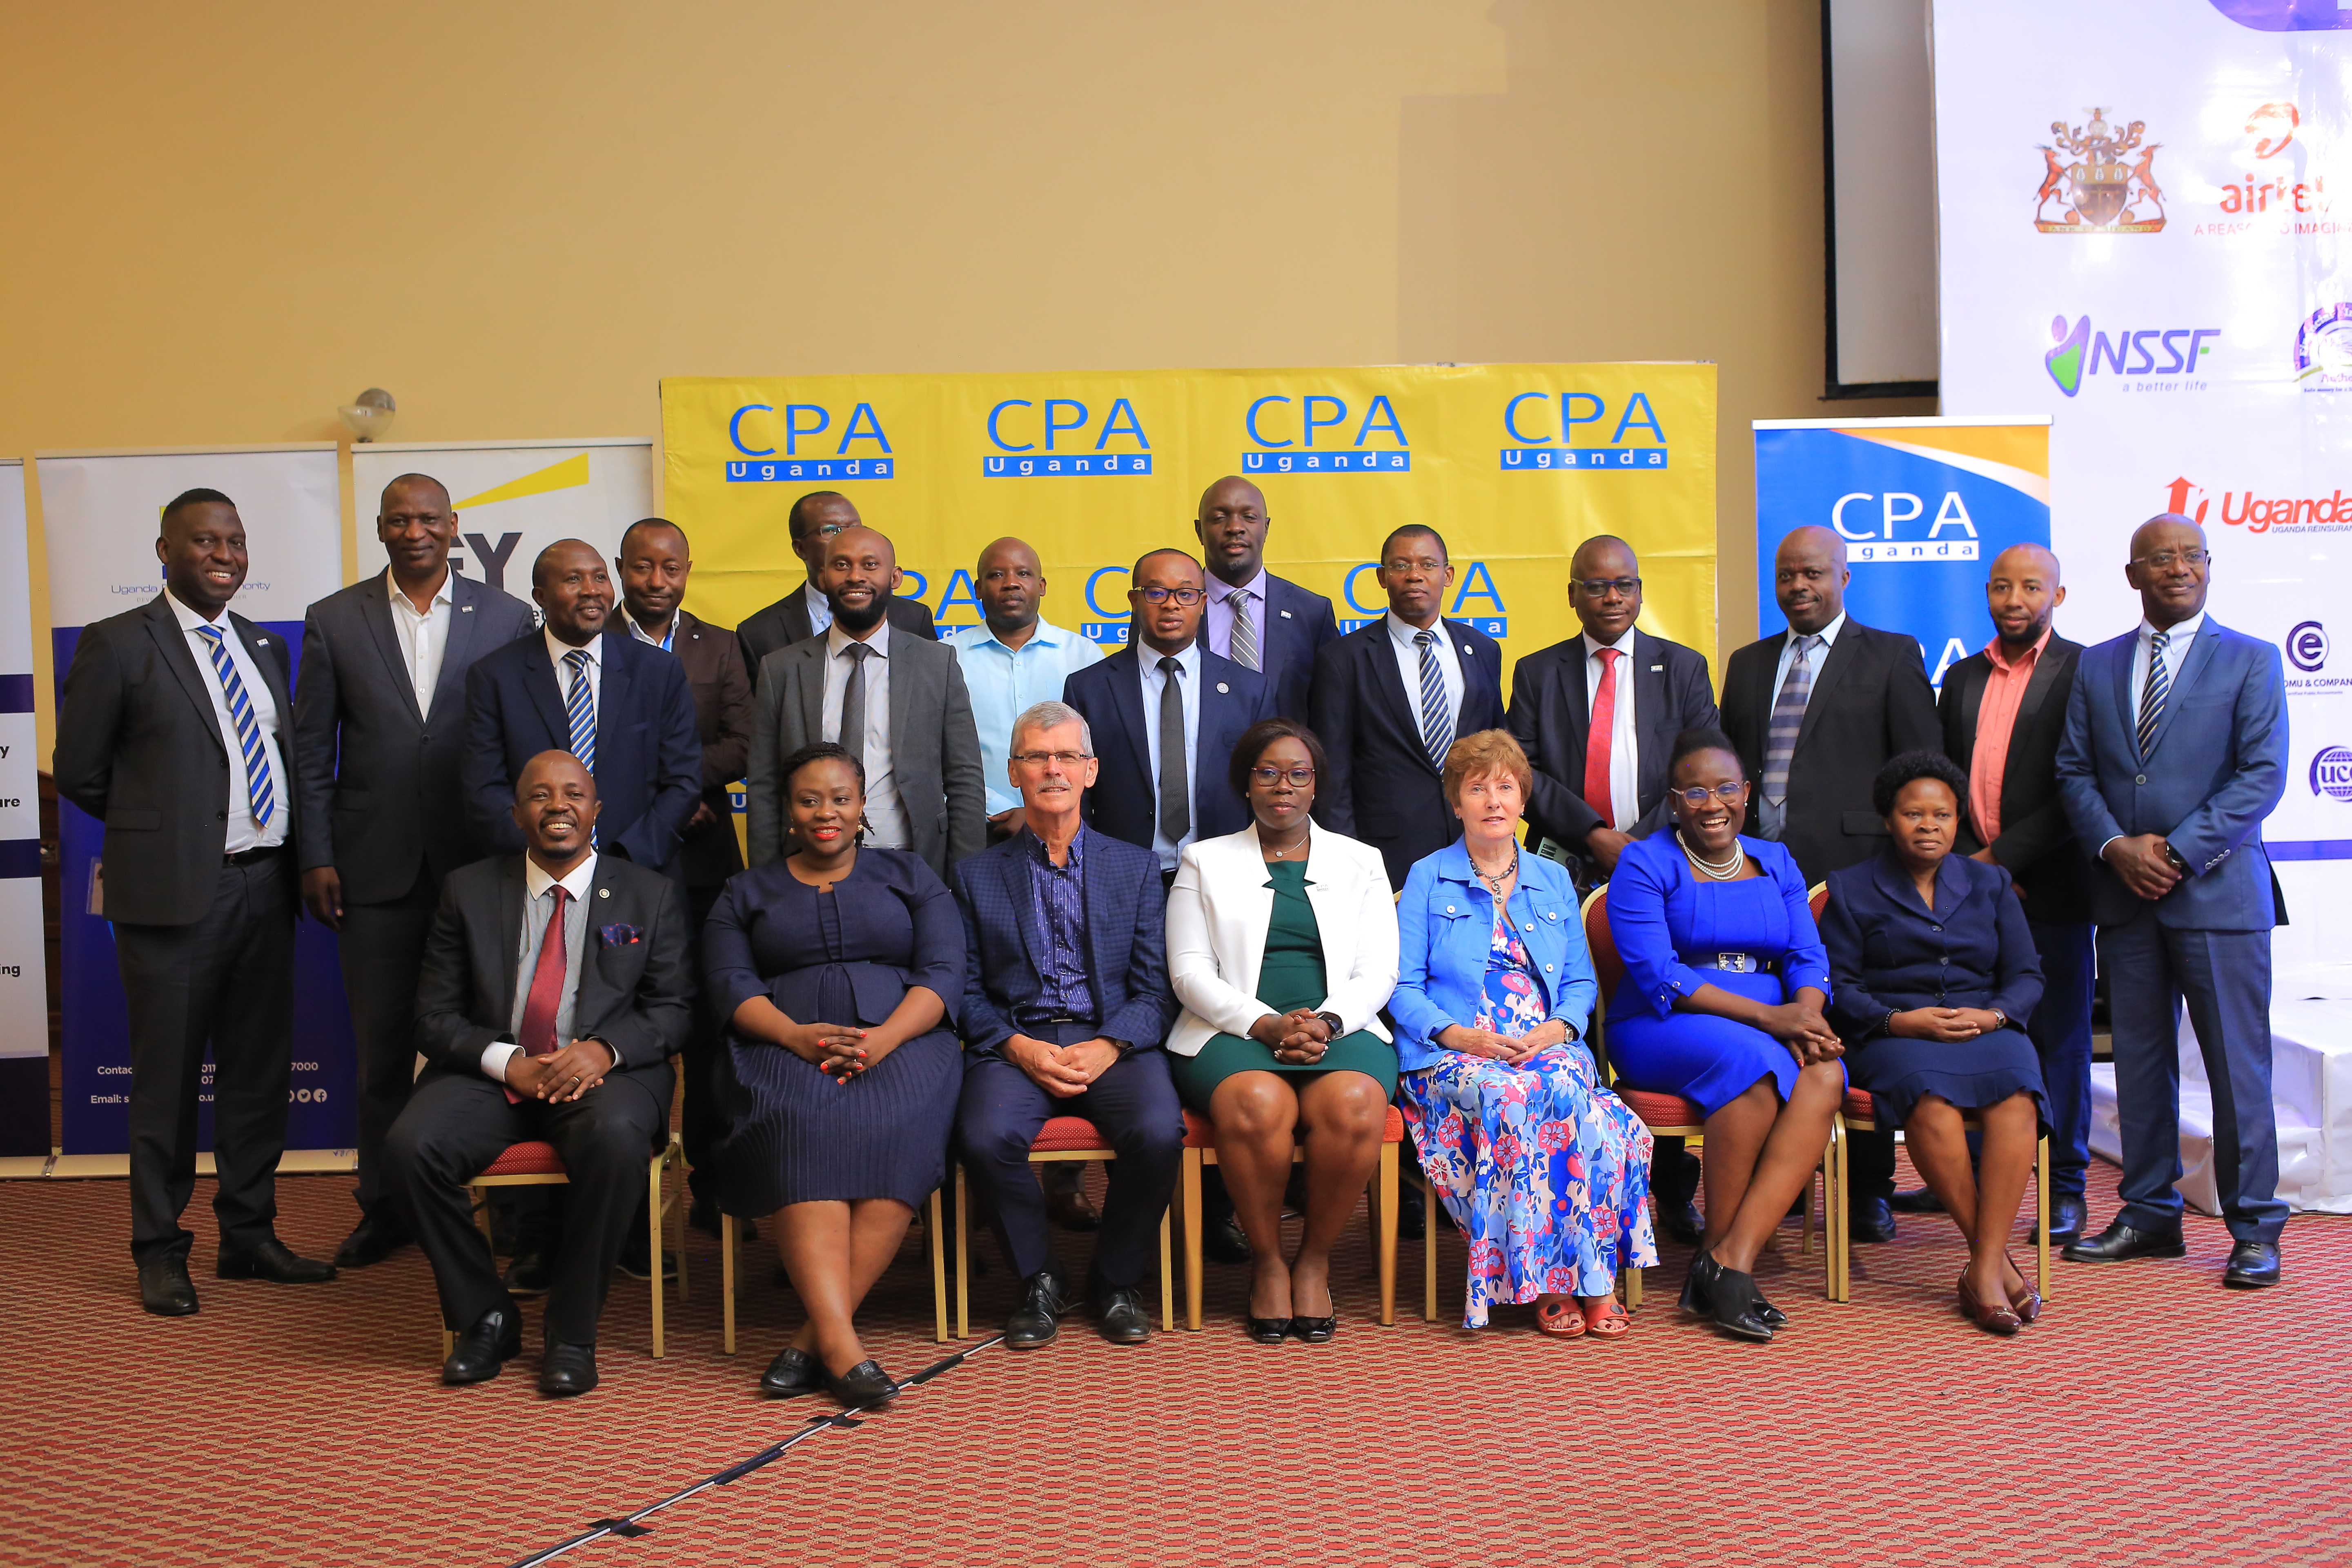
[1956,1271,2022,1336]
[1656,1196,1706,1247]
[2062,1219,2186,1263]
[825,1359,898,1408]
[1004,1269,1070,1349]
[2032,1194,2088,1246]
[1045,1182,1101,1234]
[1685,1249,1773,1343]
[617,1245,679,1283]
[1396,1186,1426,1241]
[442,1306,522,1385]
[1091,1284,1152,1345]
[216,1238,338,1283]
[1287,1312,1337,1345]
[1202,1215,1253,1265]
[537,1340,599,1396]
[1244,1314,1291,1345]
[1846,1197,1898,1245]
[138,1256,199,1316]
[2223,1239,2281,1289]
[333,1212,410,1269]
[1890,1186,1946,1215]
[1751,1289,1788,1330]
[760,1345,823,1397]
[503,1250,553,1296]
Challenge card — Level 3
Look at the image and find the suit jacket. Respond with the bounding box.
[1060,644,1274,855]
[1938,634,2093,924]
[1508,628,1719,855]
[1821,849,2045,1040]
[666,608,753,890]
[1721,619,1940,884]
[54,596,301,927]
[2055,619,2287,930]
[459,629,703,875]
[1252,574,1341,722]
[291,570,537,905]
[1308,617,1507,889]
[745,626,987,875]
[411,852,688,1102]
[949,827,1177,1057]
[735,584,936,681]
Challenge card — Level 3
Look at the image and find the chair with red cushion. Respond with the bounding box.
[951,1116,1173,1339]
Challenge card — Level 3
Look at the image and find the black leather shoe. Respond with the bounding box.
[1751,1289,1789,1330]
[1847,1197,1898,1245]
[1889,1186,1946,1214]
[617,1245,679,1283]
[1004,1269,1070,1349]
[538,1340,599,1396]
[333,1211,410,1269]
[1203,1215,1253,1265]
[760,1345,823,1397]
[1245,1315,1290,1344]
[1288,1313,1337,1345]
[826,1358,897,1407]
[2223,1239,2281,1289]
[2062,1219,2187,1263]
[503,1250,553,1296]
[2033,1194,2089,1246]
[1687,1250,1773,1342]
[1657,1197,1706,1247]
[1045,1167,1101,1233]
[442,1305,522,1385]
[1396,1186,1426,1241]
[1092,1285,1152,1345]
[216,1237,338,1283]
[138,1255,199,1316]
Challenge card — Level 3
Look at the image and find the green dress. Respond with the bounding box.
[1168,859,1400,1105]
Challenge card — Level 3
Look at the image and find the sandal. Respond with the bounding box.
[1536,1297,1586,1337]
[1581,1298,1631,1340]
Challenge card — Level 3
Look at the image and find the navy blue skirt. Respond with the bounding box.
[1848,1026,2049,1134]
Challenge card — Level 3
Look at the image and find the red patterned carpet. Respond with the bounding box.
[6,1161,2348,1567]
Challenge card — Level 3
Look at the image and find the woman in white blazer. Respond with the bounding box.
[1166,718,1399,1344]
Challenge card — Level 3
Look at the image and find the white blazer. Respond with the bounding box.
[1165,822,1398,1057]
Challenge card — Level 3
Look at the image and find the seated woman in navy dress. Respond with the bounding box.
[1820,750,2047,1335]
[1604,728,1844,1343]
[704,742,965,1407]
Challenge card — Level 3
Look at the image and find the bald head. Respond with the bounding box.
[532,539,614,646]
[1774,526,1850,634]
[2125,512,2212,628]
[787,490,862,575]
[1568,535,1642,642]
[1195,476,1271,586]
[1985,542,2066,651]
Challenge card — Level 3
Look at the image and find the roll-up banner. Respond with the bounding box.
[0,461,48,1161]
[40,447,354,1164]
[348,439,656,599]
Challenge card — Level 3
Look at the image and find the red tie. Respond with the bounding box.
[507,885,572,1103]
[1584,648,1620,831]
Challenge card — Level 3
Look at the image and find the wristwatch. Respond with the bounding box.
[1988,1010,2009,1033]
[1314,1011,1344,1038]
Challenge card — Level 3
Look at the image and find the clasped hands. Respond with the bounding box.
[1757,1001,1843,1066]
[779,1021,895,1084]
[1888,1006,2004,1043]
[2105,833,2184,902]
[1003,1034,1122,1099]
[506,1038,618,1102]
[1437,1017,1572,1067]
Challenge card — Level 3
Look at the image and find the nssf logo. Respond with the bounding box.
[2044,315,2219,396]
[726,401,895,483]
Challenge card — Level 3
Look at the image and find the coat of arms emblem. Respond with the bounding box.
[2034,108,2165,233]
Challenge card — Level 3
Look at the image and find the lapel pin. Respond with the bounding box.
[1280,609,1294,619]
[1216,682,1229,694]
[1650,664,1664,672]
[598,887,610,899]
[462,605,474,613]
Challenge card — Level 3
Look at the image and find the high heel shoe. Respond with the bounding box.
[1956,1271,2022,1336]
[1751,1289,1789,1329]
[1688,1251,1775,1342]
[1245,1316,1291,1345]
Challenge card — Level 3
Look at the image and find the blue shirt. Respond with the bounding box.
[947,618,1106,813]
[1389,842,1595,1075]
[1021,824,1095,1023]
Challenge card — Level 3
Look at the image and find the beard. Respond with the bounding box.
[826,584,891,634]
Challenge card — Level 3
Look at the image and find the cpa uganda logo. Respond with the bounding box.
[2035,109,2166,233]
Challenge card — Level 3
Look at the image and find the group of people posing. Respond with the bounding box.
[58,472,2291,1402]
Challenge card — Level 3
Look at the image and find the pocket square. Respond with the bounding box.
[599,922,643,947]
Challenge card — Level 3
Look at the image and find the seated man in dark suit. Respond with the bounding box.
[952,701,1184,1349]
[385,751,690,1395]
[735,490,936,677]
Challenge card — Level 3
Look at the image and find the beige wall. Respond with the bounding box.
[1,0,1930,755]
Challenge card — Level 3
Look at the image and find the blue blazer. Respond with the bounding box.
[1820,849,2044,1041]
[949,826,1178,1057]
[2054,619,2287,930]
[1389,841,1596,1075]
[1060,644,1274,856]
[1602,831,1833,1027]
[460,628,703,875]
[1258,574,1341,723]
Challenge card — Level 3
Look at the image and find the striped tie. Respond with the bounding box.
[1762,633,1820,807]
[2138,629,2171,760]
[1228,588,1261,672]
[1415,628,1454,768]
[193,625,274,828]
[564,649,597,773]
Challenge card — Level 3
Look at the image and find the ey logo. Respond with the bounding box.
[726,401,895,483]
[1242,394,1410,473]
[984,397,1152,477]
[1499,391,1669,471]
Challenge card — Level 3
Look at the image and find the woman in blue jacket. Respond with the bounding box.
[1390,730,1656,1339]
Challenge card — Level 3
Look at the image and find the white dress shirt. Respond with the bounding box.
[482,851,609,1082]
[946,617,1105,813]
[1384,610,1465,738]
[1583,627,1641,832]
[546,626,604,727]
[821,621,908,849]
[2129,609,2204,716]
[1203,567,1270,663]
[164,586,287,853]
[386,567,456,718]
[1138,639,1203,871]
[1758,610,1845,840]
[626,612,676,652]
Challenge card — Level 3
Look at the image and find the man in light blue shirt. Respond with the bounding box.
[947,537,1105,839]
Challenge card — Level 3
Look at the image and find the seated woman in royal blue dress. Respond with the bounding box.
[1604,727,1844,1343]
[704,742,965,1408]
[1820,750,2047,1335]
[1390,730,1656,1341]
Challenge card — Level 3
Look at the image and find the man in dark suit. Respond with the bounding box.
[1192,475,1339,722]
[384,751,689,1394]
[1506,533,1718,1241]
[292,472,538,1269]
[1062,548,1273,880]
[2056,515,2288,1290]
[746,525,986,876]
[1310,524,1506,889]
[952,700,1183,1349]
[1721,525,1939,1242]
[735,491,935,677]
[1929,543,2096,1243]
[55,488,336,1314]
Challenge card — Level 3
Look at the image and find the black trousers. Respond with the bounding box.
[384,1065,672,1345]
[679,878,725,1207]
[115,853,296,1266]
[335,871,440,1217]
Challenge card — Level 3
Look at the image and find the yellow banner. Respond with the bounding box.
[660,363,1717,686]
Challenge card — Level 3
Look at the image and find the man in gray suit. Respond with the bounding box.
[735,491,937,678]
[747,525,985,875]
[292,473,538,1268]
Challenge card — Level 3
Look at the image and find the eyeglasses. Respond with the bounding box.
[1250,765,1316,786]
[1574,577,1642,597]
[1012,750,1090,768]
[2132,548,2210,570]
[1672,782,1747,807]
[793,521,846,542]
[1132,586,1205,606]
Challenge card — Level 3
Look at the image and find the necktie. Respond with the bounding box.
[1584,646,1621,830]
[1156,655,1190,843]
[837,641,873,778]
[194,625,275,828]
[1762,633,1820,807]
[563,649,596,773]
[1228,588,1261,672]
[1415,628,1454,769]
[508,885,572,1104]
[2138,629,2171,760]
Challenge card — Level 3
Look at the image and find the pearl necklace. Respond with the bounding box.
[1677,830,1746,881]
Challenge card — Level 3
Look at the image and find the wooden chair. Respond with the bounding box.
[717,1190,952,1354]
[953,1116,1174,1339]
[438,1131,688,1359]
[1831,1090,2051,1304]
[1174,1104,1402,1331]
